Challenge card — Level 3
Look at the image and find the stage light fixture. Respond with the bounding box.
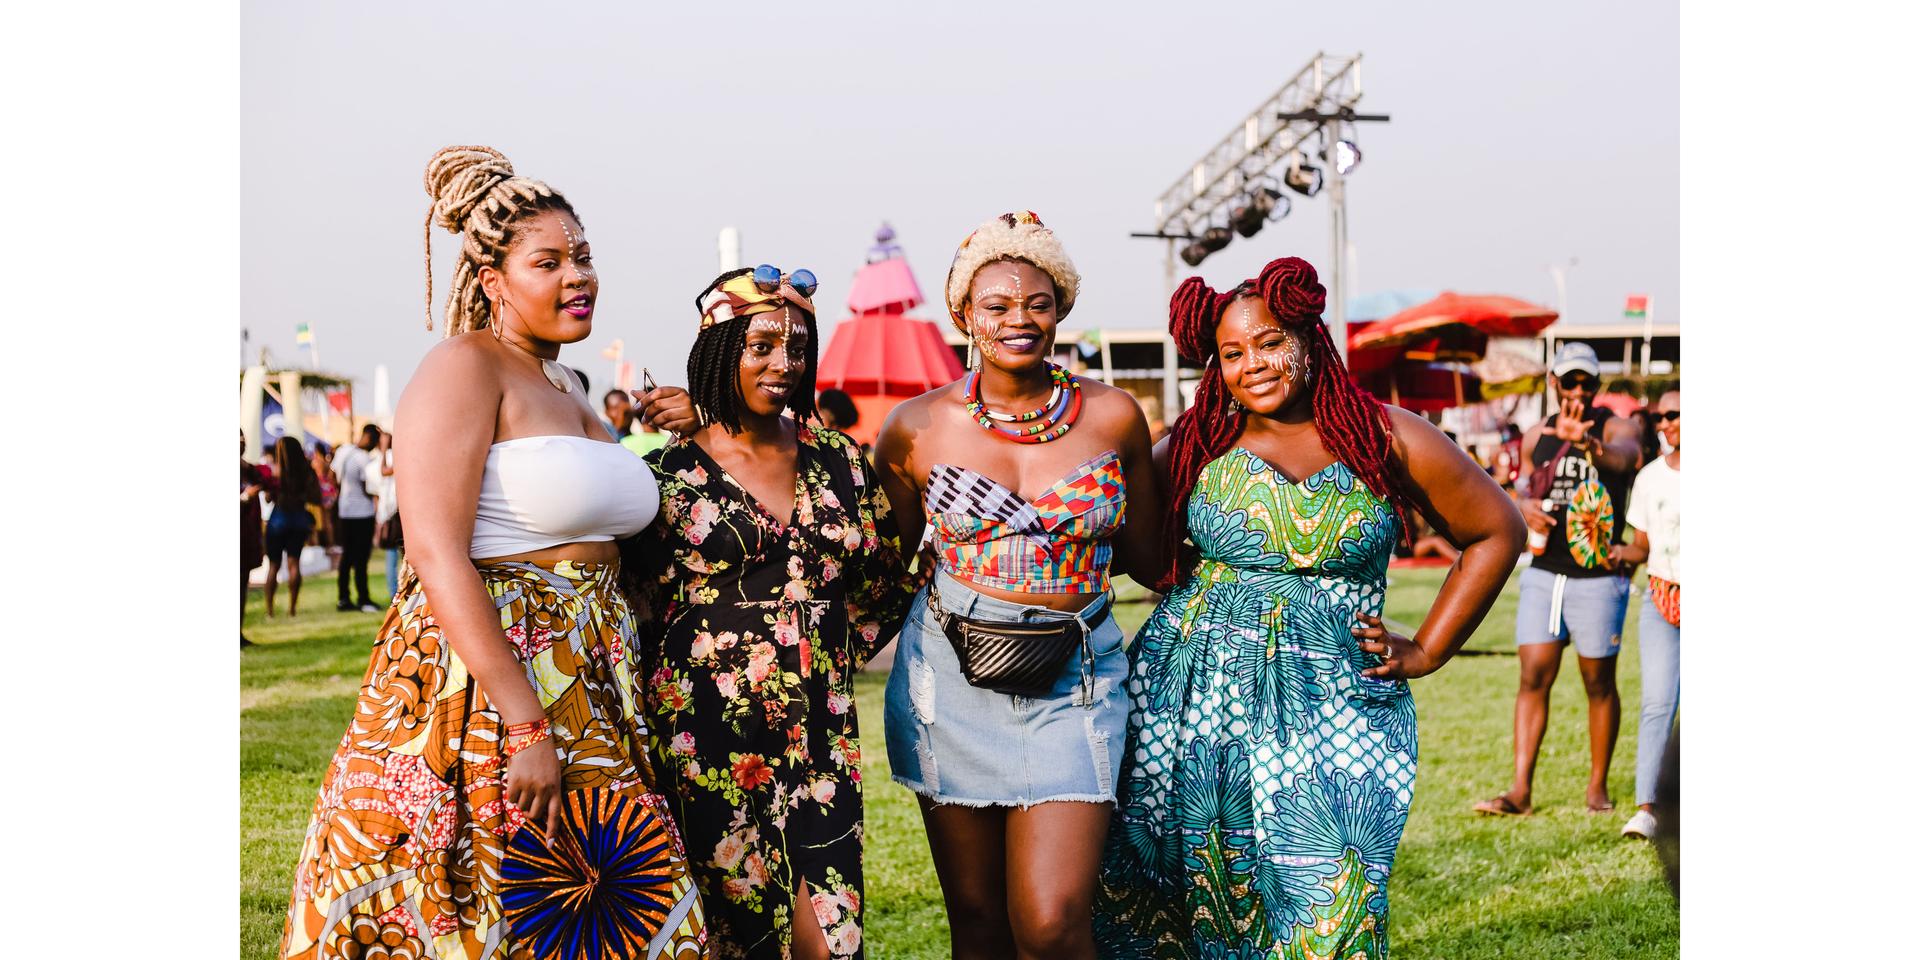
[1180,222,1235,267]
[1283,155,1323,197]
[1332,138,1362,174]
[1231,187,1291,239]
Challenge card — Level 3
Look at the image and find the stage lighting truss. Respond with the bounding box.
[1151,53,1364,235]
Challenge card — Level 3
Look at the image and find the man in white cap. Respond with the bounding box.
[1476,342,1643,817]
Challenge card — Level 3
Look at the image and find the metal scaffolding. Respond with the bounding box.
[1151,53,1364,235]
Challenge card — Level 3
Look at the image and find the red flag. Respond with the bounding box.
[327,390,351,415]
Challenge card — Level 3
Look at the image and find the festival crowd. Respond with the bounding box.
[243,146,1679,960]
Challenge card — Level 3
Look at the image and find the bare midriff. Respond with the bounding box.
[476,540,621,566]
[959,576,1104,613]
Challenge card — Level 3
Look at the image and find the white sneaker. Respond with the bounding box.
[359,603,381,613]
[1621,809,1657,839]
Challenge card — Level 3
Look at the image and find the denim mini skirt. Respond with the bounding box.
[884,569,1131,808]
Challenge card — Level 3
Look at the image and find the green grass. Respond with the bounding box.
[242,567,1676,958]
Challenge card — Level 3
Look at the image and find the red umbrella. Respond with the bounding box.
[1350,292,1557,352]
[1346,292,1556,411]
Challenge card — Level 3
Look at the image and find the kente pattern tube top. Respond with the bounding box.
[922,449,1125,594]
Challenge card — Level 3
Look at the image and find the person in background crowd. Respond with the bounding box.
[1493,423,1524,492]
[308,442,337,551]
[619,417,669,457]
[242,430,265,646]
[1610,389,1680,840]
[602,387,633,440]
[365,430,400,603]
[330,424,381,612]
[1476,342,1642,816]
[816,387,860,434]
[1631,406,1663,469]
[262,435,318,618]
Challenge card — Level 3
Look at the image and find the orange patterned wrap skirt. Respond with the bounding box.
[280,560,708,960]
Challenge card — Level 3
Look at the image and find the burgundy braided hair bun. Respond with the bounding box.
[1155,257,1416,590]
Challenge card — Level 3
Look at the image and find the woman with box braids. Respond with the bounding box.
[1096,256,1524,958]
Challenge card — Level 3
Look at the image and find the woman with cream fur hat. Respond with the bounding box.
[872,212,1163,959]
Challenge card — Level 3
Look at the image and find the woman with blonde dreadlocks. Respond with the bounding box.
[280,146,708,960]
[874,212,1162,960]
[1093,257,1523,958]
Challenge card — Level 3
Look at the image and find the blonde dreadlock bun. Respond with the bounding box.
[421,145,576,336]
[943,211,1080,332]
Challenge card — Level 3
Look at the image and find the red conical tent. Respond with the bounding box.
[816,224,963,445]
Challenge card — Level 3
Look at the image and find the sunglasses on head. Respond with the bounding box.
[753,264,819,300]
[1557,373,1597,391]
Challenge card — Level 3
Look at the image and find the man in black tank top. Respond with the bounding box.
[1475,343,1645,817]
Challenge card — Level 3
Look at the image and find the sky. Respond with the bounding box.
[241,0,1677,413]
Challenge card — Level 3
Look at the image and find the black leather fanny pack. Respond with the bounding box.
[926,578,1111,699]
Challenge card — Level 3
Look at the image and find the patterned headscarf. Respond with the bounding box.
[698,271,818,330]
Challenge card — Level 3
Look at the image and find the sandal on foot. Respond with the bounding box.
[1474,794,1532,816]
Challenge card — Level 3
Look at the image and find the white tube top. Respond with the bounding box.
[469,435,659,559]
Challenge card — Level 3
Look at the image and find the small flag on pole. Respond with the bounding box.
[1624,296,1648,319]
[295,322,313,348]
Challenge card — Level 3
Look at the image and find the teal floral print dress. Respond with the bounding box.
[1095,448,1415,959]
[633,426,916,959]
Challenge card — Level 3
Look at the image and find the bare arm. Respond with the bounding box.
[392,340,547,729]
[1611,525,1651,565]
[1106,393,1164,588]
[871,399,928,558]
[1359,407,1526,679]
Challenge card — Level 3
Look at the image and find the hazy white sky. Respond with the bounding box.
[242,0,1676,410]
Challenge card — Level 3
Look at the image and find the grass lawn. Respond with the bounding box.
[241,566,1677,959]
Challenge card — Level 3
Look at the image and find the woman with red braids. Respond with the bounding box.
[1094,257,1523,958]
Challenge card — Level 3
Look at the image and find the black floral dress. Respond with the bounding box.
[632,425,916,959]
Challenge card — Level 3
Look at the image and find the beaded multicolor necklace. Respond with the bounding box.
[963,363,1082,444]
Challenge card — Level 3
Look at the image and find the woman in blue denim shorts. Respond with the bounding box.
[872,212,1162,960]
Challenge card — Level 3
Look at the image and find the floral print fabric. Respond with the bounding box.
[1096,449,1413,959]
[280,560,708,960]
[634,426,915,959]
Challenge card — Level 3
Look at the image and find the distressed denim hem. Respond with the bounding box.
[890,775,1116,810]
